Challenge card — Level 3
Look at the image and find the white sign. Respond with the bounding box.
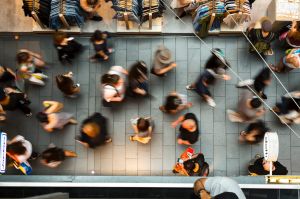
[0,132,7,173]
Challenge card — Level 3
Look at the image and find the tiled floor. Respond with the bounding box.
[1,35,300,176]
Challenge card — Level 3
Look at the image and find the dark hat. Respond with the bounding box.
[156,46,172,64]
[213,192,239,199]
[0,87,6,101]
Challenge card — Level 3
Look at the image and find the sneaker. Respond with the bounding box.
[108,48,115,54]
[26,112,32,117]
[206,98,216,107]
[186,84,195,90]
[105,137,112,143]
[91,15,103,21]
[264,49,274,56]
[75,83,80,87]
[254,154,261,159]
[236,79,254,88]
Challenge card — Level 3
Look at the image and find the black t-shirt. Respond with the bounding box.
[179,113,199,144]
[2,93,27,111]
[0,67,15,82]
[183,153,205,176]
[80,113,108,148]
[248,157,288,175]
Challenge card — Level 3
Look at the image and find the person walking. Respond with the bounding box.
[16,49,48,86]
[172,113,199,145]
[186,70,216,107]
[53,32,83,64]
[36,101,77,132]
[41,144,77,168]
[160,92,192,114]
[56,71,80,97]
[236,68,272,100]
[151,45,176,76]
[76,112,112,148]
[101,66,128,105]
[128,61,149,97]
[0,86,32,117]
[239,120,269,144]
[193,177,246,199]
[6,135,32,165]
[227,90,265,123]
[129,116,153,144]
[90,30,114,61]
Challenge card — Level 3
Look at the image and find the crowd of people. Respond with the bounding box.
[2,15,299,187]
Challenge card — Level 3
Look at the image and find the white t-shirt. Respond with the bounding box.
[9,135,32,163]
[205,177,246,199]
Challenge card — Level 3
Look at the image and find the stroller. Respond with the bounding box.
[172,147,209,176]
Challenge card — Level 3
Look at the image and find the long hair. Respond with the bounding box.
[36,112,49,123]
[56,75,75,95]
[128,61,148,82]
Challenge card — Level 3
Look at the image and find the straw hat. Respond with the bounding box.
[156,46,172,64]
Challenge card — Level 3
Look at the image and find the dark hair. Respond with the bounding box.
[137,118,150,132]
[91,30,103,42]
[87,0,99,5]
[255,68,271,83]
[245,120,269,144]
[205,49,228,70]
[56,75,75,95]
[36,112,49,123]
[54,32,67,45]
[204,72,216,85]
[16,52,30,64]
[7,141,26,155]
[101,74,120,85]
[165,95,181,111]
[184,161,195,171]
[250,98,262,108]
[128,61,148,82]
[42,147,65,163]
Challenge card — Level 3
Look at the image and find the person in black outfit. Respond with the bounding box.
[90,30,114,61]
[0,66,16,85]
[56,71,80,97]
[239,120,269,144]
[160,92,192,114]
[248,157,288,175]
[76,112,112,148]
[0,86,31,118]
[183,154,209,176]
[237,68,272,100]
[172,113,200,145]
[41,145,77,168]
[53,32,83,64]
[128,61,148,96]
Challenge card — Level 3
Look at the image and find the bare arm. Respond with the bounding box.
[43,101,63,114]
[171,115,185,128]
[155,63,176,75]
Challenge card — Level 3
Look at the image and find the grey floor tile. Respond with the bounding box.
[214,122,226,146]
[227,158,240,177]
[226,134,240,158]
[291,147,300,172]
[163,146,175,171]
[163,122,176,146]
[175,37,187,61]
[188,48,201,73]
[214,146,227,171]
[151,133,163,158]
[201,134,214,158]
[113,146,126,171]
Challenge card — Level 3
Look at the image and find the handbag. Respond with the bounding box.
[13,161,32,175]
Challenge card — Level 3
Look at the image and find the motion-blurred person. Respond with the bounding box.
[270,48,300,73]
[0,65,16,85]
[90,30,114,61]
[239,120,269,144]
[53,32,83,64]
[76,112,112,148]
[36,101,77,132]
[101,66,128,105]
[128,61,149,97]
[80,0,103,21]
[160,92,192,114]
[6,135,32,165]
[0,86,32,117]
[41,144,77,168]
[56,71,80,97]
